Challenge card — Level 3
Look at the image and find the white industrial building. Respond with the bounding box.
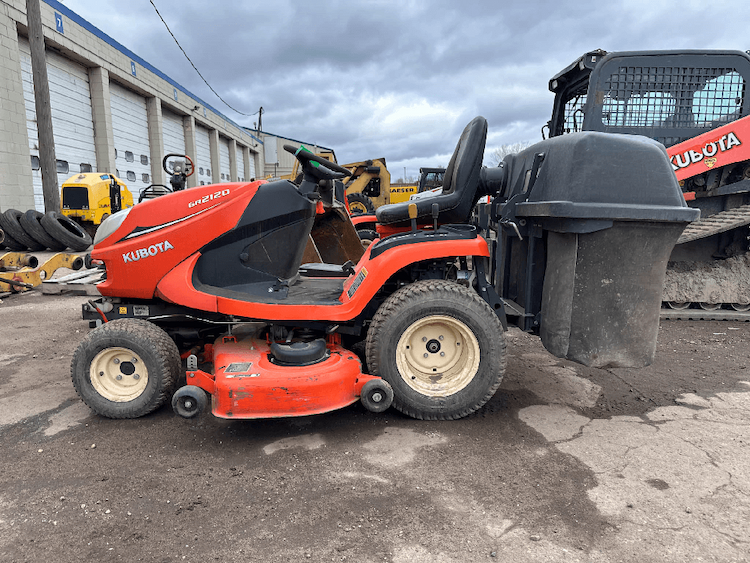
[0,0,326,212]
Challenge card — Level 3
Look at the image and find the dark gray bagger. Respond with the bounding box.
[484,131,699,368]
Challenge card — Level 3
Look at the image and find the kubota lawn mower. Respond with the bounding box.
[72,117,697,422]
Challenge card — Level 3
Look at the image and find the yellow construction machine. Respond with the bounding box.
[341,158,418,214]
[283,152,415,213]
[61,173,134,236]
[0,251,84,296]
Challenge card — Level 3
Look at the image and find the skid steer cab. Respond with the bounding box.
[73,117,697,424]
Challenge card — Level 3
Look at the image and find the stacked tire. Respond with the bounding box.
[0,209,92,252]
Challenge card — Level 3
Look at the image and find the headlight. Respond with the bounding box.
[94,207,132,245]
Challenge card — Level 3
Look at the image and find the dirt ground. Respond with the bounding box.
[0,291,748,563]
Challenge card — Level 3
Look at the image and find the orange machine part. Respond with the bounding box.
[189,337,379,419]
[667,114,750,183]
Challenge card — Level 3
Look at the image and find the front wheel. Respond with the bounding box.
[366,280,505,420]
[71,319,181,418]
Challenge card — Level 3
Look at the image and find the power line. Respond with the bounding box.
[147,0,259,117]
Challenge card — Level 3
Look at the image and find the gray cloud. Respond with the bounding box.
[65,0,749,178]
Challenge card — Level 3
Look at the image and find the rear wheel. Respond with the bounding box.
[356,228,379,248]
[347,192,375,215]
[71,319,181,418]
[366,280,505,420]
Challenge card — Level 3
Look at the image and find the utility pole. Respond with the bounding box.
[26,0,59,212]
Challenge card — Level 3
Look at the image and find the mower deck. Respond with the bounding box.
[187,335,379,419]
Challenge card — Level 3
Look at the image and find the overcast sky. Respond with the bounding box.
[61,0,749,180]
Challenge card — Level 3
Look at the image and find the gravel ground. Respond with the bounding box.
[1,291,748,562]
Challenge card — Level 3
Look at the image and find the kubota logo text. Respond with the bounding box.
[670,131,742,171]
[188,189,230,208]
[123,240,174,263]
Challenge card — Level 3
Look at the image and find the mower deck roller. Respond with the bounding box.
[74,118,697,422]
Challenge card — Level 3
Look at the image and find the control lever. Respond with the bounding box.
[432,203,439,231]
[409,203,418,232]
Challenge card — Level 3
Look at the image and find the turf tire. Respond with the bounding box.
[366,279,505,420]
[71,319,181,418]
[356,228,379,247]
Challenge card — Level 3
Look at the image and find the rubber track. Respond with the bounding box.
[660,308,750,321]
[71,319,181,418]
[677,204,750,244]
[366,279,506,420]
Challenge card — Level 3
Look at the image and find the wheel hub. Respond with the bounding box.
[89,347,149,402]
[396,315,480,397]
[426,339,441,354]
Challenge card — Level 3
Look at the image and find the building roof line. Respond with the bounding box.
[42,0,262,145]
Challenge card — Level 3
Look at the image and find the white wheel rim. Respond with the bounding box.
[396,315,480,397]
[90,347,149,402]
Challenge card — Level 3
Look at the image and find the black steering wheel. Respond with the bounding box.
[283,145,351,180]
[163,153,195,177]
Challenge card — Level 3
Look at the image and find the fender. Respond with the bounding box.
[155,235,491,322]
[351,214,377,227]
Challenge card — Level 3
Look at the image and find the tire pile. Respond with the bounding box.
[0,209,92,252]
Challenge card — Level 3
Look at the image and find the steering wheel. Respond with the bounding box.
[283,145,351,179]
[162,154,195,177]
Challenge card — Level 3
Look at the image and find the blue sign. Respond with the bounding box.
[173,88,178,101]
[54,12,64,34]
[131,61,137,77]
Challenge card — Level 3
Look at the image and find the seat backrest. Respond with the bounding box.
[139,186,171,201]
[376,116,487,225]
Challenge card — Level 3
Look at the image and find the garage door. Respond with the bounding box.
[110,82,152,194]
[195,125,212,185]
[236,146,245,182]
[247,151,256,180]
[19,38,97,211]
[219,137,231,182]
[162,108,186,156]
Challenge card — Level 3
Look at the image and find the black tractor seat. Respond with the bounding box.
[376,116,488,226]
